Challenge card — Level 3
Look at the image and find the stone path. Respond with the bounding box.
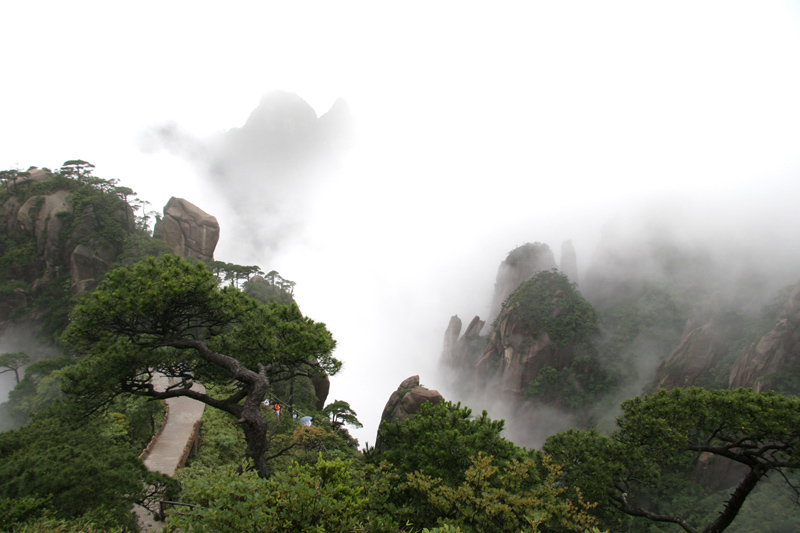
[135,377,206,531]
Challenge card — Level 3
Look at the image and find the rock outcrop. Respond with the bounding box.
[651,312,745,390]
[379,375,443,427]
[487,243,557,325]
[441,315,462,363]
[729,280,800,390]
[442,315,486,372]
[476,307,562,397]
[449,269,598,409]
[0,169,225,340]
[153,197,219,263]
[560,240,579,285]
[1,170,135,297]
[69,242,119,294]
[310,372,330,411]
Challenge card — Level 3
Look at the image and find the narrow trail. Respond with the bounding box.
[135,376,206,531]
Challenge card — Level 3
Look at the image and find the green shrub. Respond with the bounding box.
[170,456,367,533]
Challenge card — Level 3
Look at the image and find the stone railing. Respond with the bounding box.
[140,402,170,461]
[176,419,202,470]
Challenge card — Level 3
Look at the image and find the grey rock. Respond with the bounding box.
[487,243,557,325]
[153,197,219,263]
[560,240,579,285]
[70,242,118,294]
[729,280,800,390]
[379,375,444,427]
[441,315,462,363]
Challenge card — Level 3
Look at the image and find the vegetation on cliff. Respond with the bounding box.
[496,269,599,348]
[481,269,612,414]
[0,163,168,341]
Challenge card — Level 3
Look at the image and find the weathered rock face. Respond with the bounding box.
[441,315,462,363]
[0,289,32,323]
[153,197,219,263]
[16,168,51,185]
[70,242,119,294]
[64,201,134,294]
[17,189,73,286]
[560,240,579,285]
[651,312,744,390]
[729,280,800,390]
[487,243,557,325]
[379,375,444,427]
[310,372,330,411]
[1,172,135,297]
[441,315,486,367]
[451,270,597,406]
[476,302,569,397]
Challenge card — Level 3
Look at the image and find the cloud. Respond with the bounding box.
[144,91,353,255]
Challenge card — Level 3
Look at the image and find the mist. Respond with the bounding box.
[143,90,800,448]
[436,194,800,448]
[3,2,800,447]
[142,91,354,256]
[0,324,60,405]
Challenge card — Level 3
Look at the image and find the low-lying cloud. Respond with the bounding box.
[143,91,353,256]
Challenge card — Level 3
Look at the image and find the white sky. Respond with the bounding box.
[3,1,800,446]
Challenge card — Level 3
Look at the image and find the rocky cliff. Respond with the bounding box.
[441,315,485,369]
[728,280,800,390]
[379,375,444,426]
[153,197,219,263]
[442,242,598,400]
[1,169,134,300]
[0,168,133,339]
[475,270,598,399]
[486,243,557,325]
[435,229,800,455]
[442,260,602,417]
[645,279,800,394]
[651,310,745,390]
[0,167,219,340]
[560,240,579,285]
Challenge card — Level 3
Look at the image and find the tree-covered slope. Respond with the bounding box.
[0,162,171,341]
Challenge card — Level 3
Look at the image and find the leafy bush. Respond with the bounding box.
[0,404,174,530]
[372,401,521,486]
[170,456,367,533]
[404,453,599,533]
[544,388,800,533]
